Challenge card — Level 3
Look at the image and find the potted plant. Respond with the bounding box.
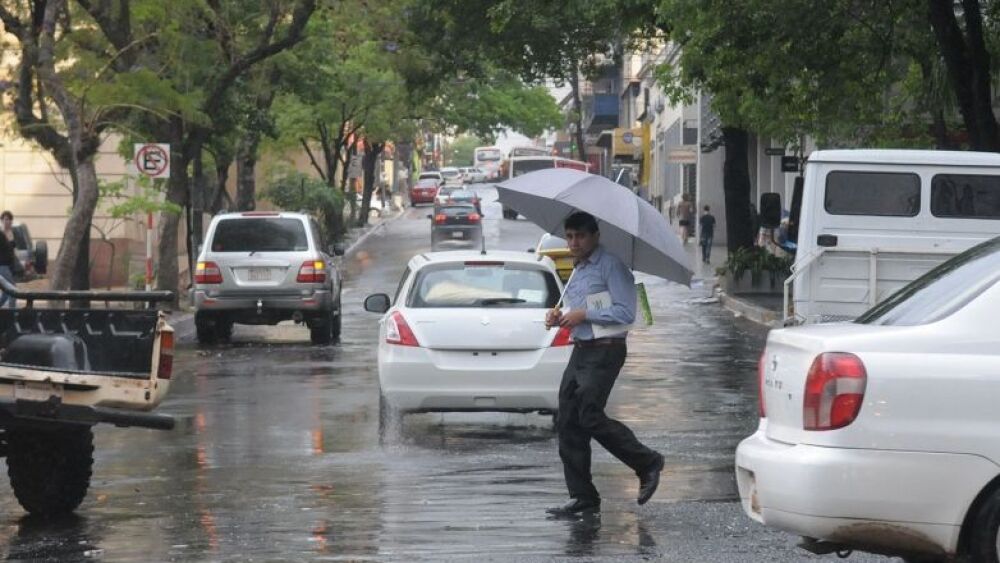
[722,246,793,294]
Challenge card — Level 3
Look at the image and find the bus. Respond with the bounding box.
[508,146,551,158]
[473,146,504,180]
[500,156,590,219]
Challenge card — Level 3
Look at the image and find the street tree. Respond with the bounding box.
[446,136,483,167]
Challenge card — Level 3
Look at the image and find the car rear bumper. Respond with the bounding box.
[735,422,998,556]
[194,289,334,313]
[410,192,437,204]
[432,226,482,241]
[379,345,569,412]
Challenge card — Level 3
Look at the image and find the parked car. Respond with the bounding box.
[441,188,482,212]
[534,234,573,282]
[193,212,343,346]
[735,235,1000,561]
[430,203,483,250]
[439,166,464,187]
[11,223,47,280]
[363,251,569,436]
[460,167,487,183]
[409,178,440,206]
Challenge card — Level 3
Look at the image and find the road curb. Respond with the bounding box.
[719,292,781,328]
[343,208,407,257]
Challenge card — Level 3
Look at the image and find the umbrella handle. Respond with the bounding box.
[546,268,576,331]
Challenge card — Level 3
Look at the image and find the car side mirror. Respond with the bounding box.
[760,192,782,229]
[364,293,391,314]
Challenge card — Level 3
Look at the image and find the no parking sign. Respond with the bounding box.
[133,143,171,179]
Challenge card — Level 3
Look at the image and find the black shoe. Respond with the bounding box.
[637,454,665,505]
[546,497,601,517]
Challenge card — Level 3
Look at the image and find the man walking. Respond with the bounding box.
[699,205,716,264]
[545,211,665,517]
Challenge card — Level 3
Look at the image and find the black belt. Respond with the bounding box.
[574,337,626,348]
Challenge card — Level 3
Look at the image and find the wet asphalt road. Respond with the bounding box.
[0,187,896,562]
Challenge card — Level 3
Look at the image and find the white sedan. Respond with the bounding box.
[736,236,1000,561]
[364,251,572,432]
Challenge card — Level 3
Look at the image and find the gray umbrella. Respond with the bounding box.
[496,168,693,286]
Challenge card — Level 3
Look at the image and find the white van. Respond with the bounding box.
[784,149,1000,324]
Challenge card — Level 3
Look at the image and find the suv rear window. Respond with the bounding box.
[931,174,1000,219]
[211,218,308,252]
[408,263,559,308]
[856,236,1000,326]
[825,171,920,217]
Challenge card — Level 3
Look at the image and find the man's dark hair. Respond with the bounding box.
[564,211,599,234]
[703,205,710,212]
[1,211,12,221]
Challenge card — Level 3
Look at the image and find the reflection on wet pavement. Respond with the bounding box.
[0,188,892,561]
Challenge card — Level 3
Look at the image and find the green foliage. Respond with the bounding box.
[99,175,183,219]
[262,172,344,240]
[446,136,482,166]
[724,246,792,288]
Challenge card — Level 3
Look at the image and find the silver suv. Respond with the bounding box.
[193,212,343,345]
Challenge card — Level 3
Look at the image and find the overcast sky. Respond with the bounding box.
[495,83,571,152]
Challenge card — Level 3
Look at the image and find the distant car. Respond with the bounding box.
[441,188,481,212]
[363,250,570,435]
[418,171,443,183]
[439,167,463,187]
[435,186,459,206]
[193,211,343,346]
[409,178,440,206]
[735,235,1000,561]
[10,224,47,280]
[460,167,487,183]
[430,203,482,250]
[535,234,572,282]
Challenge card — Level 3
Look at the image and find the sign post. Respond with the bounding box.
[134,144,171,291]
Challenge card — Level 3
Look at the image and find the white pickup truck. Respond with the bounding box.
[0,277,175,516]
[781,149,1000,324]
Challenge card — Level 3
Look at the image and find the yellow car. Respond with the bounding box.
[535,234,573,282]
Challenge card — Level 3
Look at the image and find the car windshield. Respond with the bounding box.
[408,262,559,308]
[856,236,1000,326]
[449,190,475,199]
[438,187,457,197]
[211,218,309,252]
[416,179,438,188]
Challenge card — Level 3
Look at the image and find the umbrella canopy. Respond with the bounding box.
[496,168,692,286]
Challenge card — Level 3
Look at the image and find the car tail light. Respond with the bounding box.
[550,325,573,346]
[386,311,420,346]
[195,261,223,284]
[467,213,481,223]
[157,330,174,380]
[803,352,867,431]
[297,260,327,283]
[758,351,767,418]
[434,214,447,224]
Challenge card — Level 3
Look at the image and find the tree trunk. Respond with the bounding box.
[208,157,233,214]
[570,59,587,162]
[191,148,205,250]
[236,134,260,211]
[359,141,385,227]
[927,0,1000,150]
[50,159,99,290]
[156,150,190,306]
[721,127,755,252]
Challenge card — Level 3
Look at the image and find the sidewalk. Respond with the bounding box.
[680,240,784,327]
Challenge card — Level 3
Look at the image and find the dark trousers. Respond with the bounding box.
[700,236,713,263]
[557,342,659,501]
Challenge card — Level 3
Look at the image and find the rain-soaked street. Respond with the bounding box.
[0,187,894,562]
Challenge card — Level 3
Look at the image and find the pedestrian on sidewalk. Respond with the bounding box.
[699,205,716,264]
[676,193,693,243]
[0,211,17,308]
[544,211,665,518]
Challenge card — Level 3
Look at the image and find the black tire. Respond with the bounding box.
[34,241,48,275]
[965,487,1000,562]
[216,320,233,342]
[195,312,218,346]
[310,316,333,345]
[330,302,342,343]
[7,425,94,516]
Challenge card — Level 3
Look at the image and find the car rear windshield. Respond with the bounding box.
[441,169,460,177]
[408,263,559,308]
[856,236,1000,326]
[439,205,477,216]
[512,159,556,177]
[415,179,438,188]
[211,218,309,252]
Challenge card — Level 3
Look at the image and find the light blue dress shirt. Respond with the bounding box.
[563,245,636,340]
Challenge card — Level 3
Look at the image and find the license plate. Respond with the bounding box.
[14,381,62,402]
[248,267,271,281]
[451,231,464,239]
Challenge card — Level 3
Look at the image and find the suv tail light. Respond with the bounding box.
[195,261,223,284]
[433,214,447,224]
[550,325,573,346]
[803,352,867,430]
[157,330,174,380]
[758,351,767,418]
[297,260,327,283]
[386,311,419,346]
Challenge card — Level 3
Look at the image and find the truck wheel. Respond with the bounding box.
[7,426,93,516]
[330,304,342,342]
[34,241,48,275]
[216,320,233,342]
[310,317,333,345]
[965,487,1000,562]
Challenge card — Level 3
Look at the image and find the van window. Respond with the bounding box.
[931,174,1000,219]
[824,171,920,217]
[211,218,308,252]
